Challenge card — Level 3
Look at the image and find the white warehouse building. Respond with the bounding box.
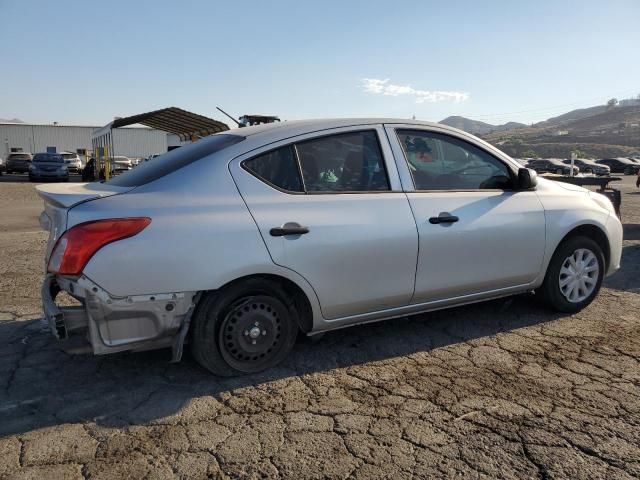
[1,107,231,161]
[0,122,171,160]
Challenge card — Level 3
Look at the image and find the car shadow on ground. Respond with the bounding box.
[604,241,640,292]
[1,294,565,437]
[622,223,640,241]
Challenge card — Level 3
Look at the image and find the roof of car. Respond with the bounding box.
[228,118,452,139]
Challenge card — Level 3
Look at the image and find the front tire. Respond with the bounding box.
[538,236,605,313]
[191,279,299,376]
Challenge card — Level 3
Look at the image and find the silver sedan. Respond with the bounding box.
[37,119,623,375]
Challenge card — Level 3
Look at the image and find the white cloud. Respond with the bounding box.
[361,78,469,103]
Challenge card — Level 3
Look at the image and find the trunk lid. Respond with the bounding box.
[36,182,134,264]
[36,182,132,208]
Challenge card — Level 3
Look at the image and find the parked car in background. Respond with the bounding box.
[109,156,133,175]
[595,157,640,175]
[527,158,579,176]
[5,152,33,174]
[145,154,163,162]
[0,156,4,175]
[60,152,82,173]
[562,158,610,176]
[28,153,69,182]
[37,118,622,376]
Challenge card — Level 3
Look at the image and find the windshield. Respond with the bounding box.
[62,153,77,160]
[9,154,30,160]
[33,153,64,163]
[107,134,244,187]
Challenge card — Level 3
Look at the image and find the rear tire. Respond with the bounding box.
[537,236,604,313]
[556,168,563,175]
[191,278,299,376]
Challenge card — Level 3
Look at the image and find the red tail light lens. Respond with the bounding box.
[48,218,151,275]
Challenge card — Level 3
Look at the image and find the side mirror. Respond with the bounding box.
[518,168,538,190]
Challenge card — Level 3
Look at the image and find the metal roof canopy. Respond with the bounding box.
[109,107,229,141]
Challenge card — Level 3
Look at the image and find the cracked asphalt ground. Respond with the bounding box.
[1,175,639,479]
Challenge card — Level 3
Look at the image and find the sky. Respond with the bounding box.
[1,0,639,127]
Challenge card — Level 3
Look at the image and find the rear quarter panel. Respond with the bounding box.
[71,151,322,324]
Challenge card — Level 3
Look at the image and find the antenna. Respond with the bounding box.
[216,107,242,127]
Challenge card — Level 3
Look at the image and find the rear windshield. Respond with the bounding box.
[9,154,31,160]
[33,153,63,163]
[62,153,77,159]
[107,134,244,187]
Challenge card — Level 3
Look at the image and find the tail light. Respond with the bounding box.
[48,218,151,275]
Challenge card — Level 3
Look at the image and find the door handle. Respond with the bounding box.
[429,213,459,224]
[270,222,310,237]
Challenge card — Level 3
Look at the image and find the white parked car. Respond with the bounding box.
[109,155,133,175]
[60,152,83,173]
[37,119,622,375]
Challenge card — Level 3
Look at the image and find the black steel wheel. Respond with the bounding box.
[218,296,289,372]
[191,278,300,376]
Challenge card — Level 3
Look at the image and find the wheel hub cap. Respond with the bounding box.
[559,248,599,303]
[248,326,261,339]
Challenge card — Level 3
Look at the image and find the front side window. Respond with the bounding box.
[243,145,303,192]
[397,130,513,190]
[295,130,390,192]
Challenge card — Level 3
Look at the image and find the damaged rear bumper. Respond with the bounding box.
[41,274,198,358]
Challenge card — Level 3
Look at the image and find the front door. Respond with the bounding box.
[230,126,418,320]
[386,126,546,303]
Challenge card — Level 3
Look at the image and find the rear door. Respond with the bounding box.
[230,126,418,320]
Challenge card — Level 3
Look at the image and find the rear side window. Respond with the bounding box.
[243,145,303,192]
[107,134,244,187]
[296,130,390,192]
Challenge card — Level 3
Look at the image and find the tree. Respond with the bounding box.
[606,98,618,109]
[522,149,538,158]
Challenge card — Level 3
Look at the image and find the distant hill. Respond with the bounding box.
[440,102,632,134]
[0,118,24,123]
[439,116,526,135]
[533,105,608,128]
[482,104,640,159]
